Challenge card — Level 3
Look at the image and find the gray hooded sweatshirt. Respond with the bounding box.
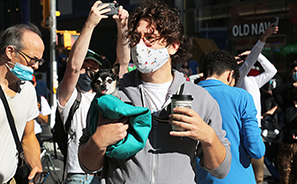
[80,70,231,184]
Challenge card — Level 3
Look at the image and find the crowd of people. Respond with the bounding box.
[0,0,297,184]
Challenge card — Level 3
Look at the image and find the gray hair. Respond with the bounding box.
[0,23,42,55]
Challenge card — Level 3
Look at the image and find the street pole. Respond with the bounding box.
[50,0,58,128]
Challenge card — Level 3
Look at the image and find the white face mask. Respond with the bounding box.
[131,43,169,74]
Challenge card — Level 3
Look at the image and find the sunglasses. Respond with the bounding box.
[16,49,45,66]
[129,32,160,47]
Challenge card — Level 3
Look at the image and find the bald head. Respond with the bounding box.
[22,30,45,56]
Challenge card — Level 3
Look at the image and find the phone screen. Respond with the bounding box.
[31,171,50,184]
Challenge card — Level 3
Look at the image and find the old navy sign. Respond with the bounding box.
[232,22,271,37]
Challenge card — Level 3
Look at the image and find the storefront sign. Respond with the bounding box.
[232,22,271,37]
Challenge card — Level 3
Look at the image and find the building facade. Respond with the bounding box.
[1,0,296,78]
[182,0,297,78]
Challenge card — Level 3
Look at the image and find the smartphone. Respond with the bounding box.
[29,171,50,184]
[270,16,279,27]
[97,2,119,16]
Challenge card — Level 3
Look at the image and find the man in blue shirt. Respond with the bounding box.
[197,50,265,184]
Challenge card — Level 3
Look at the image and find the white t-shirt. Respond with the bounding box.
[34,96,52,134]
[142,80,172,114]
[0,81,39,183]
[57,89,95,173]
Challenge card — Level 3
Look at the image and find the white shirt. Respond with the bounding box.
[57,89,95,173]
[237,40,277,126]
[0,82,39,183]
[142,80,172,114]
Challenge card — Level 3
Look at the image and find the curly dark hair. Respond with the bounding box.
[127,0,192,66]
[203,50,239,84]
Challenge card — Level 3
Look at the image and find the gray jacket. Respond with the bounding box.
[81,70,231,184]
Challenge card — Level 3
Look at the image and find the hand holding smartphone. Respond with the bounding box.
[29,171,50,184]
[270,17,279,27]
[97,2,120,16]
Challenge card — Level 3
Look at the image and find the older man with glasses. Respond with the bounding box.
[0,23,45,184]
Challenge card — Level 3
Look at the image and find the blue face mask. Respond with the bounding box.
[3,60,33,81]
[293,73,297,81]
[77,73,92,92]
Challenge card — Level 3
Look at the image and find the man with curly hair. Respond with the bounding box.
[79,0,231,183]
[196,50,265,184]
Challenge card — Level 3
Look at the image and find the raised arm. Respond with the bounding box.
[113,6,130,78]
[78,2,130,172]
[58,1,109,106]
[237,23,278,86]
[254,53,277,88]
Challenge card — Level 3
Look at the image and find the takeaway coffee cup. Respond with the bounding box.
[171,94,193,131]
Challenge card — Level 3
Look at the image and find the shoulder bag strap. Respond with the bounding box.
[176,83,185,95]
[152,83,185,123]
[0,85,24,159]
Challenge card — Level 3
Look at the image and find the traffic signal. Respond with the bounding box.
[56,30,80,49]
[40,0,50,29]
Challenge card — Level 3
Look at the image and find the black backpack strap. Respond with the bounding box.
[61,90,81,181]
[64,91,82,133]
[0,85,25,160]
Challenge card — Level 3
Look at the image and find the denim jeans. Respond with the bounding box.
[65,173,100,184]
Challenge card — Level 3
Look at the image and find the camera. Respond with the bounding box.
[270,17,279,27]
[97,3,119,16]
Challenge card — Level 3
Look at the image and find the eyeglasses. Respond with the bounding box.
[16,49,45,66]
[129,32,160,47]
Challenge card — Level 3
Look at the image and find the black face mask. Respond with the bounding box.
[77,73,92,92]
